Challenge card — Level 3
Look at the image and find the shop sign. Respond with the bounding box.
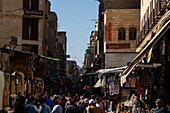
[106,43,130,49]
[24,9,43,16]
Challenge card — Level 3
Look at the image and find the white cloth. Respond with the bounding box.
[0,71,4,110]
[108,77,114,95]
[96,102,103,110]
[52,105,62,113]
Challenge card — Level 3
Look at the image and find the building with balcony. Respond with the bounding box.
[97,0,140,69]
[56,32,67,76]
[0,0,49,55]
[120,0,170,108]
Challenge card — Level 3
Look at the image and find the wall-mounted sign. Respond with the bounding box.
[106,43,130,49]
[24,9,43,16]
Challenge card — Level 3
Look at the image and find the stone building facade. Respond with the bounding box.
[104,9,140,68]
[56,32,67,76]
[0,0,49,55]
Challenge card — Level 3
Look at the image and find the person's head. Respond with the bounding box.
[18,92,22,96]
[89,99,96,106]
[28,93,32,99]
[62,95,65,100]
[95,97,100,103]
[156,99,164,107]
[68,97,72,102]
[42,98,47,103]
[80,96,84,100]
[29,96,35,104]
[71,98,78,105]
[135,94,140,100]
[84,98,89,104]
[14,96,26,113]
[91,95,95,100]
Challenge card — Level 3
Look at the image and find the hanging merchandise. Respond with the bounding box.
[108,77,114,95]
[131,77,136,88]
[114,80,119,94]
[0,71,4,111]
[125,78,131,88]
[137,86,144,95]
[102,75,106,87]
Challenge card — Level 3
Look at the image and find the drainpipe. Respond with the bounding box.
[42,0,45,55]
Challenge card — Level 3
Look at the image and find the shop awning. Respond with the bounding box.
[39,55,60,61]
[96,66,127,74]
[120,19,170,80]
[94,79,102,88]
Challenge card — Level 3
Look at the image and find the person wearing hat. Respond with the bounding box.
[86,99,104,113]
[65,98,81,113]
[154,99,164,113]
[65,97,72,110]
[95,97,103,110]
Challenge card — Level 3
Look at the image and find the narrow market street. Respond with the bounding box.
[0,0,170,113]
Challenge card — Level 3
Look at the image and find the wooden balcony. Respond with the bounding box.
[155,0,168,20]
[162,0,170,9]
[142,25,145,39]
[145,18,150,34]
[149,10,155,28]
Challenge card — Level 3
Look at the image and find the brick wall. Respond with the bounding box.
[104,0,140,10]
[104,9,140,53]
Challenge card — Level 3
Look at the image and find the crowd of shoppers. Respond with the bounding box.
[1,92,166,113]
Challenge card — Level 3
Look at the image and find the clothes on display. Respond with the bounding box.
[108,77,114,95]
[0,71,4,110]
[114,81,119,95]
[130,77,136,88]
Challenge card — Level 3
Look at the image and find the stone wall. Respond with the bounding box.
[104,0,140,10]
[105,53,138,68]
[104,9,140,53]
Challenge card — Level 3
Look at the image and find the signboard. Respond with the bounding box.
[108,22,111,41]
[106,43,130,49]
[9,36,17,45]
[24,9,43,16]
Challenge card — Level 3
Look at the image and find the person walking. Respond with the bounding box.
[25,96,42,113]
[65,97,72,110]
[86,99,104,113]
[41,98,51,113]
[51,102,62,113]
[46,94,54,111]
[154,99,164,113]
[8,95,26,113]
[95,97,103,110]
[65,98,81,113]
[58,95,67,113]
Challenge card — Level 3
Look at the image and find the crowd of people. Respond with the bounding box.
[2,92,105,113]
[1,91,167,113]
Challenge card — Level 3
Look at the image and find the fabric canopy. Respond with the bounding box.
[120,19,170,82]
[94,79,102,88]
[96,66,127,74]
[39,55,60,61]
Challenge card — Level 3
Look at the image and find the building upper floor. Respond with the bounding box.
[103,9,140,53]
[0,0,50,16]
[98,0,140,11]
[137,0,169,46]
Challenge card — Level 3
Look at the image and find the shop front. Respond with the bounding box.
[120,12,170,111]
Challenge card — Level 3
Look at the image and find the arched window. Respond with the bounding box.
[129,27,137,40]
[118,27,126,40]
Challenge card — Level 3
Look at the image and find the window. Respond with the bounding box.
[23,0,39,10]
[31,0,39,10]
[118,27,126,40]
[129,27,137,40]
[23,18,38,40]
